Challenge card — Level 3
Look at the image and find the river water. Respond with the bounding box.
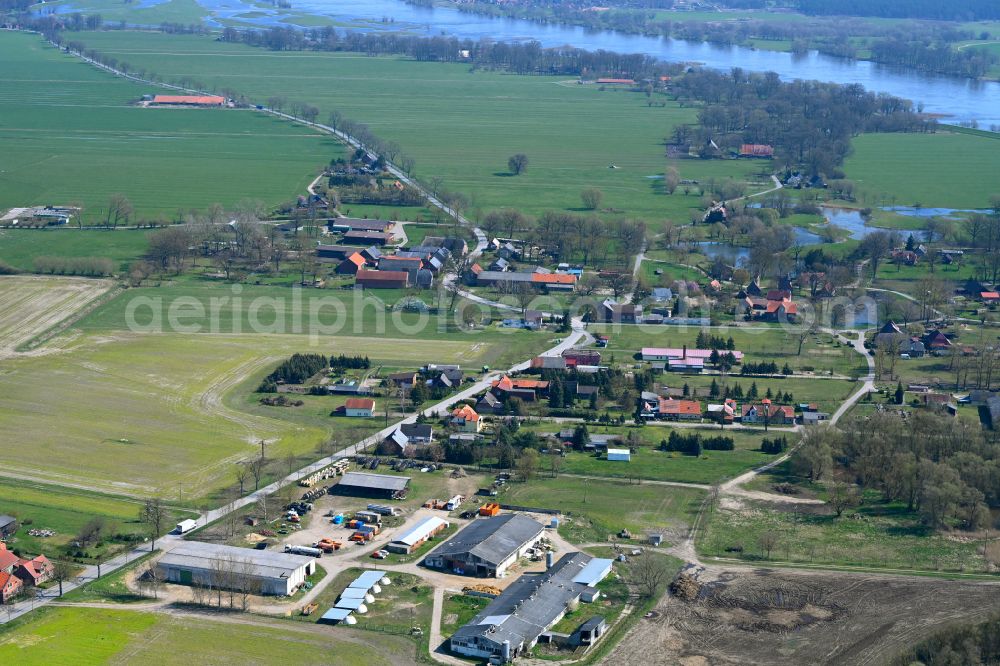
[42,0,1000,124]
[243,0,1000,126]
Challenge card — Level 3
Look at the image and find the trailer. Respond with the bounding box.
[445,495,465,511]
[354,510,382,526]
[285,544,323,557]
[367,504,399,516]
[175,519,198,534]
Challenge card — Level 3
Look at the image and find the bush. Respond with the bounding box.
[33,255,114,276]
[258,353,328,391]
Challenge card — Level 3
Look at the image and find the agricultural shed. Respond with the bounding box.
[572,558,614,587]
[606,449,631,462]
[157,541,315,596]
[348,569,388,591]
[319,608,354,625]
[425,513,544,577]
[333,472,410,499]
[387,516,450,554]
[334,597,368,613]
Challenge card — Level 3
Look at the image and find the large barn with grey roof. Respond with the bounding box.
[424,513,544,577]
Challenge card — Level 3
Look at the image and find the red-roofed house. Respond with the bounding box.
[344,398,376,417]
[490,375,549,402]
[451,404,482,433]
[657,398,703,422]
[0,571,22,603]
[739,144,774,158]
[0,543,19,573]
[335,252,367,275]
[982,291,1000,304]
[742,401,795,426]
[924,330,952,351]
[15,554,53,587]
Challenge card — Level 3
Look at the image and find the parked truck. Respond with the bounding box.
[175,519,198,534]
[285,544,323,557]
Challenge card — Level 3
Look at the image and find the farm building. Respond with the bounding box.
[356,269,409,289]
[336,218,394,233]
[449,552,613,660]
[425,513,545,578]
[343,230,393,246]
[0,571,22,603]
[606,448,631,462]
[332,472,411,499]
[335,252,366,275]
[641,347,744,363]
[344,398,375,417]
[150,95,226,107]
[316,244,357,261]
[739,144,774,158]
[387,516,450,554]
[0,515,16,539]
[156,541,316,596]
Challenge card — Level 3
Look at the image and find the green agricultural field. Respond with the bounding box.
[0,327,518,498]
[0,478,190,561]
[74,280,553,365]
[0,607,416,665]
[502,476,704,544]
[845,131,1000,209]
[0,32,341,218]
[68,30,766,221]
[0,228,153,272]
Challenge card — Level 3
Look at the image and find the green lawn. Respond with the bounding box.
[67,30,764,222]
[520,422,781,484]
[502,476,705,544]
[845,132,1000,209]
[440,593,490,636]
[0,228,154,271]
[0,33,341,218]
[0,478,191,562]
[0,607,414,665]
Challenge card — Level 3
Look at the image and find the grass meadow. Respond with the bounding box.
[68,30,767,221]
[519,422,781,485]
[0,607,415,665]
[0,477,191,561]
[0,228,154,272]
[0,32,341,218]
[502,476,705,544]
[845,131,1000,209]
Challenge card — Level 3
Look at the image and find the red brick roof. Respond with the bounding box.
[345,398,375,411]
[345,252,366,268]
[531,273,576,285]
[740,144,774,157]
[152,95,225,105]
[659,399,702,415]
[452,404,480,422]
[356,269,408,283]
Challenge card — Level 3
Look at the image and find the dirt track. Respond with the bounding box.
[608,566,1000,665]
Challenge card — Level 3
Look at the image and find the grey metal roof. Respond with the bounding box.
[401,423,433,440]
[158,541,313,580]
[572,558,613,586]
[579,616,606,632]
[452,552,597,650]
[338,472,410,492]
[430,514,544,567]
[0,515,15,527]
[339,587,370,599]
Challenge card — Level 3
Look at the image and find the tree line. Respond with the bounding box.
[258,353,328,392]
[795,412,1000,530]
[659,431,735,455]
